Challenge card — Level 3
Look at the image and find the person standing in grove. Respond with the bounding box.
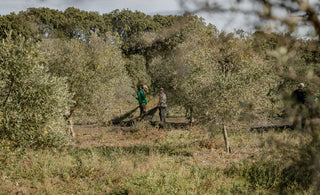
[138,85,148,119]
[291,83,307,129]
[158,88,167,123]
[314,90,320,102]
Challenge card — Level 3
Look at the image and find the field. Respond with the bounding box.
[1,3,320,195]
[0,122,311,194]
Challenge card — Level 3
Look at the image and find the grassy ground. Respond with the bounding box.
[0,122,312,194]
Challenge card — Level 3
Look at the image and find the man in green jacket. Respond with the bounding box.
[138,85,148,119]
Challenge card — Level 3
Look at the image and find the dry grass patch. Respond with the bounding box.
[0,125,313,194]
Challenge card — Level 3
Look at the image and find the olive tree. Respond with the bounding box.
[0,34,72,148]
[125,54,151,90]
[41,33,134,130]
[180,0,320,191]
[150,23,281,152]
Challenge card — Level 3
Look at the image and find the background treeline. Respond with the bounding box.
[1,7,320,148]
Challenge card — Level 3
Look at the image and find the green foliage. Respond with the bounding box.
[150,24,282,125]
[0,35,72,148]
[125,54,151,90]
[1,6,320,192]
[41,33,134,124]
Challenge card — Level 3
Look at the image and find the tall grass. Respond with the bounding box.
[0,127,313,194]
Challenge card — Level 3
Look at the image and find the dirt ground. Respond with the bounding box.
[73,125,169,148]
[72,121,251,168]
[73,116,189,148]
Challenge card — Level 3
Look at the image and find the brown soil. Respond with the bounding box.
[72,123,254,168]
[73,125,170,148]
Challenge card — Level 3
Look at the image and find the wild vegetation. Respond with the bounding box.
[0,3,320,194]
[0,126,314,194]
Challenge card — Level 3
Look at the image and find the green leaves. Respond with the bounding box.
[0,35,72,148]
[149,24,282,125]
[41,33,134,124]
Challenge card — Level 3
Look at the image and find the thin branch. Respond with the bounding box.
[2,78,14,108]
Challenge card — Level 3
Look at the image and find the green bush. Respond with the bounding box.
[0,34,72,148]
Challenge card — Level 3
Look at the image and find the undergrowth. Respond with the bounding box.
[0,126,314,194]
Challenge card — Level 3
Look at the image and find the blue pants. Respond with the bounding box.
[159,107,166,122]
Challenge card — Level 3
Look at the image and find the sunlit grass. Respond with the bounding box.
[0,125,312,194]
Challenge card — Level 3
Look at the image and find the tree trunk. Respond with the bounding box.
[223,125,232,153]
[189,107,193,125]
[2,78,14,107]
[65,105,77,137]
[67,118,75,137]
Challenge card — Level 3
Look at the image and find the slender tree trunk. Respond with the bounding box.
[2,78,14,107]
[67,118,75,137]
[223,124,232,153]
[190,107,193,125]
[65,105,77,137]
